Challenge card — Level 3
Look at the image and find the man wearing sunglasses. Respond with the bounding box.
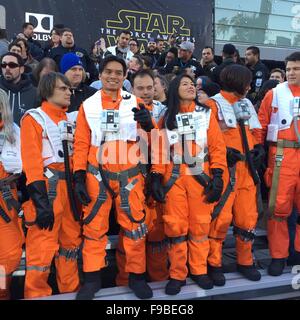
[0,52,37,125]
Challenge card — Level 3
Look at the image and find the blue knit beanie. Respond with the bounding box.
[60,53,83,74]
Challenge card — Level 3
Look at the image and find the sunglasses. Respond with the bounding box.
[1,62,20,69]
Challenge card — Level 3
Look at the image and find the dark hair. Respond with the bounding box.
[165,74,207,130]
[118,30,131,37]
[220,64,252,96]
[246,46,260,58]
[8,41,22,52]
[203,46,214,55]
[22,22,34,30]
[33,58,59,84]
[285,51,300,64]
[15,38,29,54]
[130,37,139,46]
[62,28,73,35]
[0,52,24,66]
[155,38,164,44]
[132,69,155,87]
[155,74,169,94]
[50,27,63,37]
[200,81,221,97]
[99,55,127,76]
[38,72,71,101]
[270,68,285,79]
[167,47,178,59]
[141,55,152,69]
[131,54,144,69]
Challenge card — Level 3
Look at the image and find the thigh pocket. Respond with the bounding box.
[22,200,37,227]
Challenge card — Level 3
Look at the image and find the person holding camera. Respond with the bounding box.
[21,72,82,299]
[151,74,227,295]
[206,64,263,286]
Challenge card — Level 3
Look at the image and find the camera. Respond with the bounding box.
[59,121,74,142]
[176,113,196,135]
[101,110,120,132]
[233,100,251,121]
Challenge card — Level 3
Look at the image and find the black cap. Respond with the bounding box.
[222,43,236,55]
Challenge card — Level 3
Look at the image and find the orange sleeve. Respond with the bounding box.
[252,90,273,144]
[73,104,91,172]
[205,98,219,119]
[21,114,45,184]
[151,117,167,175]
[207,110,227,171]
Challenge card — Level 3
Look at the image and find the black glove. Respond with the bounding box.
[226,147,244,167]
[27,180,54,231]
[151,172,165,203]
[250,144,265,170]
[204,168,224,203]
[132,103,154,132]
[74,170,91,206]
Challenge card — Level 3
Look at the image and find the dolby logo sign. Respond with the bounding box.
[25,12,54,42]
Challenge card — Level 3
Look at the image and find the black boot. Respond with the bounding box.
[190,274,214,289]
[207,264,226,286]
[268,258,286,276]
[165,278,186,295]
[128,273,153,299]
[76,271,101,300]
[294,251,300,265]
[237,264,261,281]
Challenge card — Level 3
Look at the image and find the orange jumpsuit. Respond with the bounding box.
[206,91,259,268]
[253,85,300,258]
[0,123,24,300]
[73,90,155,276]
[152,102,226,280]
[21,102,81,299]
[116,102,168,286]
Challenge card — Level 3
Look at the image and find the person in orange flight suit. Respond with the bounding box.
[206,64,264,286]
[115,69,168,286]
[73,56,157,300]
[0,89,24,300]
[253,52,300,276]
[151,74,227,295]
[21,72,81,299]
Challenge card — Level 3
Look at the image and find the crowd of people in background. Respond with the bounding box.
[0,21,299,301]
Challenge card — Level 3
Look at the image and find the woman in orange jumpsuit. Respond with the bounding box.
[0,89,24,300]
[151,74,227,295]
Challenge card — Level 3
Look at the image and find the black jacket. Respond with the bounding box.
[166,58,204,78]
[68,83,97,113]
[247,61,269,103]
[212,58,235,86]
[0,75,37,125]
[49,45,98,83]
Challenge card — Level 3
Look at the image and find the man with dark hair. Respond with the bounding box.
[201,46,217,79]
[155,38,165,54]
[73,55,155,300]
[0,52,37,124]
[16,22,44,61]
[8,42,22,57]
[253,51,300,276]
[21,72,81,298]
[49,28,98,83]
[142,38,161,69]
[206,64,263,285]
[104,30,133,63]
[212,43,236,85]
[245,46,269,103]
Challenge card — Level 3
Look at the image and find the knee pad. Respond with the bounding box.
[233,225,256,242]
